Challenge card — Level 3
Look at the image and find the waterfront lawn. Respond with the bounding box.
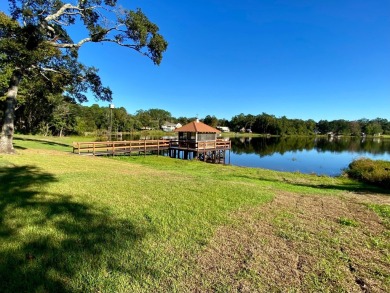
[0,138,389,292]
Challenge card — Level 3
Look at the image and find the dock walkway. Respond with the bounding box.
[73,139,231,164]
[73,140,170,156]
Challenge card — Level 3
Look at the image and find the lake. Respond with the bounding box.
[230,136,390,176]
[110,134,390,176]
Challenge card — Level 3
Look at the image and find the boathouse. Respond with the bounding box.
[169,120,231,163]
[72,119,231,164]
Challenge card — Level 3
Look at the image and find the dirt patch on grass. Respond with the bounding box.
[182,192,390,292]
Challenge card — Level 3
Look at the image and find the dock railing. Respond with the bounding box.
[169,139,231,151]
[73,140,170,156]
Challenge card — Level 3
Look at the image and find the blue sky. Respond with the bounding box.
[1,1,389,121]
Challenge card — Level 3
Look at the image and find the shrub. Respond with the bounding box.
[345,158,390,189]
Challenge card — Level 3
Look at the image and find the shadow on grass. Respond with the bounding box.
[13,145,27,150]
[0,165,155,292]
[235,173,390,195]
[14,137,72,147]
[293,180,390,195]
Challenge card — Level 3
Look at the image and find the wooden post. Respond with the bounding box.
[93,142,95,156]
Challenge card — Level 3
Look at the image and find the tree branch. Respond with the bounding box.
[48,37,92,48]
[44,3,84,22]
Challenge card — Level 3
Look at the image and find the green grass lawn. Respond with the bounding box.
[1,137,389,292]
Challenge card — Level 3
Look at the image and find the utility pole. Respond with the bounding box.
[109,103,115,140]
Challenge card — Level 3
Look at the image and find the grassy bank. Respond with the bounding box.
[0,138,389,292]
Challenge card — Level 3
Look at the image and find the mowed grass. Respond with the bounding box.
[1,137,389,292]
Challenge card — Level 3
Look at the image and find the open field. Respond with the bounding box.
[0,137,389,292]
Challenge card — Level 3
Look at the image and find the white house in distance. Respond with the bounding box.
[161,122,183,132]
[216,126,230,132]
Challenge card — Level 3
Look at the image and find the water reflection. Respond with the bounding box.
[232,136,390,156]
[230,136,390,176]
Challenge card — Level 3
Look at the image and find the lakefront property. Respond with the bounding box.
[1,0,389,291]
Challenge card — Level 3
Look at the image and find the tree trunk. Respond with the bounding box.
[0,70,22,154]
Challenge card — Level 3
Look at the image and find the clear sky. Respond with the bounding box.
[1,0,389,121]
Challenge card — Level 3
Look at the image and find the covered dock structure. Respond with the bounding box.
[169,120,231,164]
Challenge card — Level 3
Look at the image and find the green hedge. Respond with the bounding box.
[345,158,390,189]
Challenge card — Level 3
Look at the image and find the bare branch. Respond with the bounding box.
[100,39,139,50]
[44,3,84,22]
[39,71,51,82]
[39,67,63,74]
[48,37,92,48]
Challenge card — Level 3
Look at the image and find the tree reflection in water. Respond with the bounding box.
[230,136,390,176]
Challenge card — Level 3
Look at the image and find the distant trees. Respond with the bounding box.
[202,115,218,127]
[230,113,256,132]
[135,109,172,129]
[365,122,383,136]
[4,99,390,137]
[227,113,389,136]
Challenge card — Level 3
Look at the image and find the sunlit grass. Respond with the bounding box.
[2,140,275,292]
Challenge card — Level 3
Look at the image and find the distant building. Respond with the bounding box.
[216,126,230,132]
[161,122,182,132]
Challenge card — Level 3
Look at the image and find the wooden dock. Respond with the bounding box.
[73,139,231,164]
[72,140,171,156]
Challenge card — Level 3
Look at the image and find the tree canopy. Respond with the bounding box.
[0,0,168,153]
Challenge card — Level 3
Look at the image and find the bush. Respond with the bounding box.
[345,158,390,189]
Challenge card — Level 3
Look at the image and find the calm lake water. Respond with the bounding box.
[230,136,390,176]
[111,134,390,176]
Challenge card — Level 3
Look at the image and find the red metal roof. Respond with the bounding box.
[174,120,221,133]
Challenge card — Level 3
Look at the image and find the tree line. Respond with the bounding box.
[226,113,389,136]
[1,97,388,136]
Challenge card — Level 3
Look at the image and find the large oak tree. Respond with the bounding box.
[0,0,167,153]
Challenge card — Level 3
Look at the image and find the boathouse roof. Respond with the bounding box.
[175,120,221,133]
